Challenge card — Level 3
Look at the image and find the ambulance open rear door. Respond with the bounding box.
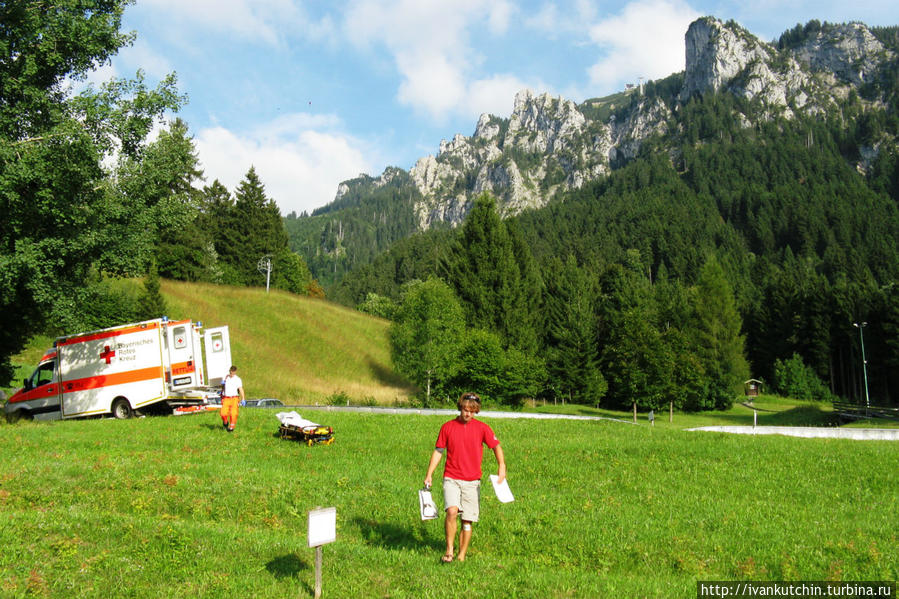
[202,326,232,388]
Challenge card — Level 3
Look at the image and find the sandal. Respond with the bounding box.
[441,554,454,563]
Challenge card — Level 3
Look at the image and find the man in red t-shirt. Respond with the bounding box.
[424,392,506,563]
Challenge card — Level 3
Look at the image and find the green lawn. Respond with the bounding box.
[526,394,879,429]
[1,408,895,598]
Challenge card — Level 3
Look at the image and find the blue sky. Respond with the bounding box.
[98,0,898,216]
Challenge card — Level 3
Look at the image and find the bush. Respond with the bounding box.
[446,329,545,407]
[773,353,833,401]
[357,293,397,320]
[326,390,352,406]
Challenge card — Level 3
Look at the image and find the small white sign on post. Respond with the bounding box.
[308,507,336,599]
[308,507,337,548]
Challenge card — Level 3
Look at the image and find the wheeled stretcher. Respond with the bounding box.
[276,411,334,446]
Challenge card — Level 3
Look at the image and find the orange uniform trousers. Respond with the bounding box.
[221,396,240,428]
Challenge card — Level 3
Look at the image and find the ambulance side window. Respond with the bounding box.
[32,361,55,387]
[173,326,187,349]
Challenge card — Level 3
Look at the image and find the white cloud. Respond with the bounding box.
[194,116,373,215]
[525,0,598,38]
[587,0,700,93]
[134,0,334,45]
[487,1,515,34]
[116,38,173,80]
[466,74,539,120]
[343,0,516,121]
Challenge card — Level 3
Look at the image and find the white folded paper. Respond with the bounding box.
[489,474,514,503]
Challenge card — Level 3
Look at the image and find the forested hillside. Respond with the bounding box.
[283,168,423,287]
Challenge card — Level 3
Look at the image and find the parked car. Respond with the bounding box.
[244,398,284,408]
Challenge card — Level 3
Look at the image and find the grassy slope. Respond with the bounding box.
[163,280,414,404]
[0,409,896,598]
[2,280,416,404]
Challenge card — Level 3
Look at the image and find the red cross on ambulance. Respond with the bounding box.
[100,345,116,364]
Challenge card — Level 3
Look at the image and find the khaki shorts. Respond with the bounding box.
[443,478,481,522]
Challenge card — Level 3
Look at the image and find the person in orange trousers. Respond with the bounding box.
[220,365,245,432]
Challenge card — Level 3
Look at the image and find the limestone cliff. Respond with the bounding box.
[332,17,896,230]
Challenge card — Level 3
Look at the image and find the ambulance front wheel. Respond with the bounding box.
[112,397,133,420]
[5,409,32,423]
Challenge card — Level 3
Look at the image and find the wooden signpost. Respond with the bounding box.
[308,507,337,599]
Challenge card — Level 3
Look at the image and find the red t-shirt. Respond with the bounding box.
[435,417,500,481]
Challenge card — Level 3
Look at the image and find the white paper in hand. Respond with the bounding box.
[419,488,438,520]
[489,475,514,503]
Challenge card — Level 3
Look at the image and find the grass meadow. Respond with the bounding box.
[1,407,896,598]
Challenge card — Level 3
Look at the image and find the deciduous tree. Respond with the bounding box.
[0,1,182,383]
[389,278,465,405]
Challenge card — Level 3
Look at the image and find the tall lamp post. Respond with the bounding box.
[853,322,870,413]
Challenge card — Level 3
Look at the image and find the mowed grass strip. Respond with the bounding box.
[161,280,414,404]
[1,409,895,598]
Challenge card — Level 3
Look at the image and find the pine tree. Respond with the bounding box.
[692,255,750,409]
[137,262,167,321]
[231,166,290,286]
[442,193,541,351]
[543,255,606,404]
[199,180,240,284]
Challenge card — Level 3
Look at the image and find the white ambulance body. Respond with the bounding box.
[4,318,232,421]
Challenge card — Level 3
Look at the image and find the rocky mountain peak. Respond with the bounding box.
[681,18,777,99]
[332,16,896,230]
[682,18,894,113]
[793,23,890,87]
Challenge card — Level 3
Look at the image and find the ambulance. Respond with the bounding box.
[4,317,232,422]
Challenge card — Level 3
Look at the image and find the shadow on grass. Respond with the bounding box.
[366,357,415,390]
[352,517,443,552]
[266,552,311,578]
[732,403,843,427]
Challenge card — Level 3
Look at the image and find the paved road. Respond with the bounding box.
[687,425,899,440]
[291,404,634,423]
[287,405,899,440]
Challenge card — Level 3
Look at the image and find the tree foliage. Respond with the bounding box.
[197,170,315,294]
[773,353,833,401]
[0,1,182,384]
[389,278,465,405]
[283,168,421,288]
[543,255,607,405]
[0,3,320,385]
[691,256,750,409]
[442,193,542,353]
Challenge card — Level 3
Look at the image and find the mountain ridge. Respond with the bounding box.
[286,16,898,287]
[332,17,895,227]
